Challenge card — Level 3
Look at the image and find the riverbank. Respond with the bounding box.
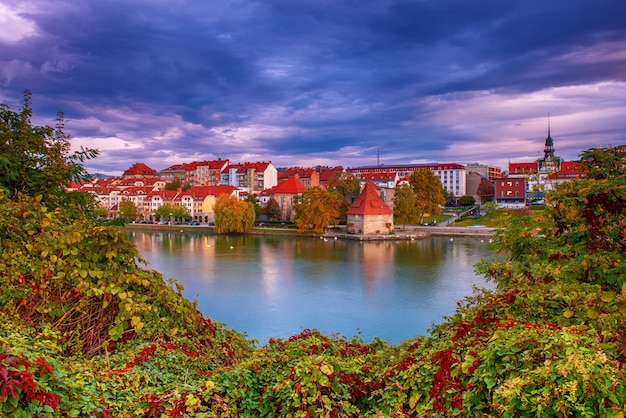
[126,223,498,240]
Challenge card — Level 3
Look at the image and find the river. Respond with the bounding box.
[130,230,494,345]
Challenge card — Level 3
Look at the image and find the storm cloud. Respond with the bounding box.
[1,0,625,175]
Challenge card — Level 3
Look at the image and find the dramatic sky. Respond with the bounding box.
[1,0,625,175]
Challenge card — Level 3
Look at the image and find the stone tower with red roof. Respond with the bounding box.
[346,181,394,235]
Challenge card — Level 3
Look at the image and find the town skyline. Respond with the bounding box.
[2,1,625,176]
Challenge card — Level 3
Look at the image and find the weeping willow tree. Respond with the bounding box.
[213,194,255,233]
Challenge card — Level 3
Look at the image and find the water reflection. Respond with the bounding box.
[130,231,494,344]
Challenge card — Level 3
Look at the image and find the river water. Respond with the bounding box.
[130,231,494,345]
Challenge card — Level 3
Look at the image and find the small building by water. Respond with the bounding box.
[346,181,394,235]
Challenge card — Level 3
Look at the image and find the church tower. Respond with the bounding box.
[543,120,555,161]
[538,118,561,173]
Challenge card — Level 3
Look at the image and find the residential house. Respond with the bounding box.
[160,159,230,187]
[191,160,229,186]
[118,186,157,219]
[143,190,182,221]
[318,166,346,190]
[278,167,320,189]
[494,178,526,208]
[123,162,158,180]
[547,161,586,187]
[175,185,238,223]
[221,161,278,193]
[267,176,308,221]
[159,164,188,185]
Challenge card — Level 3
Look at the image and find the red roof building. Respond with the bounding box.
[318,167,346,189]
[278,167,320,189]
[123,163,158,179]
[508,162,538,175]
[346,181,394,235]
[175,185,238,222]
[548,161,586,181]
[267,176,308,221]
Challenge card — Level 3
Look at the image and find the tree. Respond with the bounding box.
[119,199,138,221]
[409,169,446,223]
[478,144,626,291]
[0,91,98,206]
[164,180,183,191]
[246,193,261,219]
[457,195,476,207]
[214,194,255,234]
[154,203,190,222]
[327,171,361,224]
[264,197,281,221]
[293,187,343,233]
[393,183,420,229]
[327,171,361,197]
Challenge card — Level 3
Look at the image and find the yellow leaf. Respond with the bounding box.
[622,282,626,299]
[409,391,422,409]
[320,364,334,376]
[133,321,144,332]
[563,309,574,318]
[587,307,599,320]
[601,292,615,303]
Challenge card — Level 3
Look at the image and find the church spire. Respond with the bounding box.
[544,114,555,160]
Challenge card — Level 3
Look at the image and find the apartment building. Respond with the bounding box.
[350,163,467,197]
[220,161,278,193]
[160,159,229,186]
[277,167,320,189]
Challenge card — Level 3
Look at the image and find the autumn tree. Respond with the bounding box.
[214,194,255,234]
[478,144,626,291]
[293,187,343,233]
[0,90,98,208]
[409,169,446,223]
[264,197,282,221]
[327,171,361,223]
[118,199,138,221]
[393,183,420,229]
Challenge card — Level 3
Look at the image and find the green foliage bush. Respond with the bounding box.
[1,146,625,416]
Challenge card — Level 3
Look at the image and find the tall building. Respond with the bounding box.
[349,163,466,197]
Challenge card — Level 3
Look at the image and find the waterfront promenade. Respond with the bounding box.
[127,223,498,240]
